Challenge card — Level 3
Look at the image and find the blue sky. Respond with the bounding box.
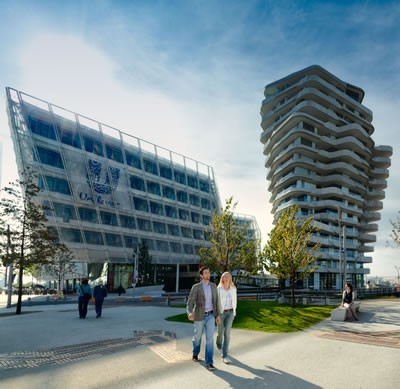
[0,0,399,277]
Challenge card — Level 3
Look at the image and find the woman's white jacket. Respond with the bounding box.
[217,285,237,317]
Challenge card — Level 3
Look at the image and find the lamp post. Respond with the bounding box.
[395,266,400,286]
[337,206,343,290]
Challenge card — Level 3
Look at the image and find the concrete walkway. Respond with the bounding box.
[0,298,399,389]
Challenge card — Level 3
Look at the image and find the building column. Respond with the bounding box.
[175,264,179,293]
[314,272,320,290]
[336,273,341,290]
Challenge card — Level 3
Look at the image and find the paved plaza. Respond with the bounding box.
[0,297,399,389]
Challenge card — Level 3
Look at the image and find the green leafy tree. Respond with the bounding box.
[261,205,320,307]
[388,211,400,248]
[0,169,61,314]
[199,197,260,279]
[137,241,153,286]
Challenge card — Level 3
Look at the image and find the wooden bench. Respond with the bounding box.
[331,301,361,321]
[140,296,152,301]
[239,296,257,300]
[115,297,127,303]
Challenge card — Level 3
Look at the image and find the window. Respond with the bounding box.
[120,215,136,229]
[174,170,186,185]
[44,176,71,195]
[302,122,314,132]
[126,152,142,169]
[147,181,161,196]
[83,136,103,156]
[137,218,152,231]
[193,229,203,240]
[202,215,211,226]
[156,240,169,252]
[201,198,211,210]
[124,235,139,249]
[53,202,76,222]
[57,126,81,149]
[170,241,182,253]
[300,137,313,147]
[150,201,164,216]
[183,244,194,255]
[165,206,177,219]
[199,180,210,193]
[179,209,190,221]
[153,221,167,234]
[168,224,180,236]
[100,211,118,226]
[142,238,155,250]
[28,116,56,140]
[162,185,175,200]
[204,231,210,241]
[160,165,172,180]
[84,230,104,245]
[78,207,98,223]
[105,233,123,247]
[42,200,53,216]
[189,194,200,207]
[177,191,188,203]
[61,228,82,243]
[143,159,158,175]
[181,226,192,238]
[133,197,149,212]
[36,147,64,169]
[187,175,199,189]
[191,212,200,223]
[106,144,123,163]
[130,176,145,191]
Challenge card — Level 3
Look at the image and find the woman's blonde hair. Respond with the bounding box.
[218,272,236,288]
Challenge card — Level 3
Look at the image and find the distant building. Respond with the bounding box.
[260,65,392,289]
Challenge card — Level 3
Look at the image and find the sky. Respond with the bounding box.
[0,0,399,277]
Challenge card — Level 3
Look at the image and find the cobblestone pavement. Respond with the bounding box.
[314,329,400,348]
[0,330,188,370]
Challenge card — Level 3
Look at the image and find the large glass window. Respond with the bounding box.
[44,176,71,195]
[150,201,164,216]
[124,235,139,249]
[42,200,53,216]
[179,209,190,221]
[177,191,188,203]
[174,170,186,185]
[120,215,136,229]
[84,230,104,245]
[160,165,172,180]
[187,175,199,189]
[133,197,149,212]
[165,206,177,219]
[106,144,123,163]
[153,221,167,234]
[156,240,169,252]
[170,242,182,253]
[193,229,203,240]
[130,175,145,191]
[201,198,211,210]
[189,194,200,207]
[162,185,175,200]
[137,218,152,231]
[57,126,81,149]
[143,159,158,175]
[199,179,210,193]
[83,136,104,156]
[142,238,155,250]
[53,202,76,222]
[191,212,200,223]
[61,228,82,243]
[168,224,180,236]
[78,207,98,223]
[29,116,56,140]
[147,181,161,196]
[105,233,123,247]
[36,147,64,169]
[126,152,142,169]
[181,226,192,238]
[100,211,118,226]
[183,244,194,255]
[202,215,211,226]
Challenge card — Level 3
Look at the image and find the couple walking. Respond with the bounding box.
[78,279,107,319]
[186,267,237,371]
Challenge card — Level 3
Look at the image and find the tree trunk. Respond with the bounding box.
[290,277,296,308]
[16,262,23,314]
[7,262,13,308]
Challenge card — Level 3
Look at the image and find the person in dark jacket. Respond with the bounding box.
[93,280,107,318]
[117,285,125,296]
[341,282,358,321]
[78,279,92,319]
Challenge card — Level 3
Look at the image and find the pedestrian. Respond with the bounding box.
[187,266,220,371]
[78,279,92,319]
[216,272,237,364]
[117,285,124,296]
[93,280,107,318]
[341,282,358,321]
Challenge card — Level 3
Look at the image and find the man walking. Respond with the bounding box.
[187,267,220,371]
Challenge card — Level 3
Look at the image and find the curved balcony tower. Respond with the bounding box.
[260,65,392,290]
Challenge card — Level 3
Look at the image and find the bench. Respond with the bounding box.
[115,297,127,303]
[331,301,361,321]
[140,296,152,301]
[239,296,257,300]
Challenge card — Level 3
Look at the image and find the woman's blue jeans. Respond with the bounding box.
[192,313,215,365]
[216,311,234,358]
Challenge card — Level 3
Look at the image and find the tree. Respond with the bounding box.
[42,248,76,294]
[198,197,260,279]
[0,169,61,314]
[388,211,400,248]
[260,205,320,307]
[137,241,153,286]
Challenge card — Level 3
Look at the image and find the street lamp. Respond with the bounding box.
[395,266,400,285]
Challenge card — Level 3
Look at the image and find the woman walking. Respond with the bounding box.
[78,279,92,319]
[216,272,237,364]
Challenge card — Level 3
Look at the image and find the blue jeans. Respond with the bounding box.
[216,311,234,358]
[192,313,215,365]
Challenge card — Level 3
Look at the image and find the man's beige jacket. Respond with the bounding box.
[186,281,220,321]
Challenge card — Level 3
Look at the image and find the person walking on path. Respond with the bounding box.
[216,272,237,364]
[78,279,92,319]
[93,280,107,318]
[341,282,358,321]
[187,267,220,371]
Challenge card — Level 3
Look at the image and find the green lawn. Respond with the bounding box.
[165,300,335,333]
